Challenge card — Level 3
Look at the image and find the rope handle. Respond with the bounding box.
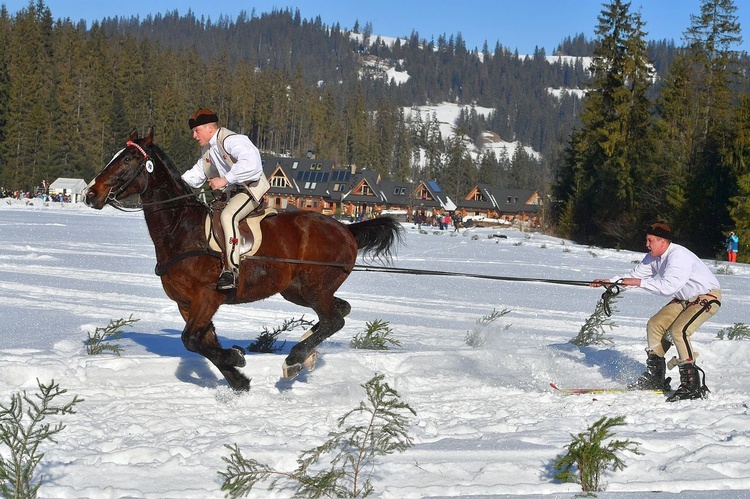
[599,280,623,316]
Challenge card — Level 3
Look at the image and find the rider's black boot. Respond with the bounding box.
[217,269,237,290]
[628,353,671,391]
[667,362,709,402]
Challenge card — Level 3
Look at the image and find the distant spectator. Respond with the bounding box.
[726,231,739,262]
[416,211,425,229]
[453,212,463,233]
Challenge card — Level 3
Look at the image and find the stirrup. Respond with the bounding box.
[217,269,237,290]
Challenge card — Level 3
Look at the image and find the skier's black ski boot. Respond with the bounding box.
[667,362,709,402]
[628,353,672,391]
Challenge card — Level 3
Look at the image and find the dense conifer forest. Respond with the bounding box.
[0,0,748,258]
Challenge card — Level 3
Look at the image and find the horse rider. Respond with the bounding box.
[181,109,270,290]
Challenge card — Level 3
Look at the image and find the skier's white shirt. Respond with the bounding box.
[612,242,720,300]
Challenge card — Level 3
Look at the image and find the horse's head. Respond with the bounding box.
[85,129,156,209]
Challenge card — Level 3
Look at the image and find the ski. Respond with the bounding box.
[549,383,668,395]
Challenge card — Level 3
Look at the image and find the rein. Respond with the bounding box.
[106,140,217,211]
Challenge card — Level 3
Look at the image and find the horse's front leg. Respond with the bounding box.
[181,317,250,391]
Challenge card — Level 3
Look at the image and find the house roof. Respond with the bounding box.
[263,156,340,198]
[379,180,413,206]
[413,180,456,211]
[341,170,383,204]
[455,184,539,214]
[487,187,540,213]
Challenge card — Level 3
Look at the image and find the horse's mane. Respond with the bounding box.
[148,142,206,206]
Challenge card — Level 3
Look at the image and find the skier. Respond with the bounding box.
[591,223,721,401]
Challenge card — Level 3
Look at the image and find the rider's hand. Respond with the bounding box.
[208,177,228,190]
[590,278,609,288]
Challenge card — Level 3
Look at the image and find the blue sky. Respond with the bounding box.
[3,0,749,54]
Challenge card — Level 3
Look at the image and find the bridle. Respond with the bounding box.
[101,140,153,210]
[101,140,208,211]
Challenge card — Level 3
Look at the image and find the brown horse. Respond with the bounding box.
[85,129,402,391]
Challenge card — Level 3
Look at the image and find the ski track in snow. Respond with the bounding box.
[1,201,749,498]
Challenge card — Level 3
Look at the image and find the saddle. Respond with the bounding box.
[205,200,278,258]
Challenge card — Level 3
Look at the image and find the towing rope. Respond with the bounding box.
[247,256,624,316]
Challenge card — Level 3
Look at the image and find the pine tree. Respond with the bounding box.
[553,0,655,248]
[0,7,12,170]
[670,0,744,255]
[728,95,750,262]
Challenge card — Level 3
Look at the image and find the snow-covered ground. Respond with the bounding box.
[1,199,749,498]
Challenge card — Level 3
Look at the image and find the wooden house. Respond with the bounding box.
[262,154,540,227]
[339,170,385,219]
[456,184,541,227]
[263,156,344,214]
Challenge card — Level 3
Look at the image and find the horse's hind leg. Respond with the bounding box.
[283,297,351,380]
[299,298,351,340]
[297,297,351,370]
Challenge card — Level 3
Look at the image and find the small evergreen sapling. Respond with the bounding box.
[716,322,750,340]
[553,415,641,493]
[85,315,139,356]
[464,308,511,348]
[247,316,314,353]
[571,294,619,346]
[0,379,82,498]
[350,320,401,350]
[219,374,416,498]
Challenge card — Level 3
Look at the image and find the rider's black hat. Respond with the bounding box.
[647,222,673,241]
[189,109,219,129]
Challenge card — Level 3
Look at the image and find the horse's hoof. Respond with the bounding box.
[303,351,318,371]
[231,345,247,367]
[282,362,303,380]
[232,376,251,392]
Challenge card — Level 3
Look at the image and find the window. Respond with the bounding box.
[270,174,288,188]
[393,187,401,195]
[473,191,484,201]
[507,196,512,203]
[400,187,406,195]
[292,161,299,170]
[417,186,433,200]
[332,170,351,182]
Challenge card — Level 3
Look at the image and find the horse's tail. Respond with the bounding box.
[347,217,404,262]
